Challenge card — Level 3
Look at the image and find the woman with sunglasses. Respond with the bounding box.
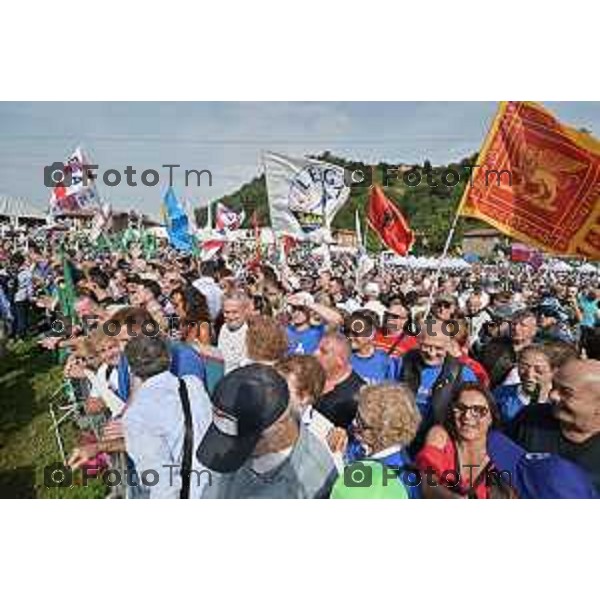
[415,382,514,499]
[432,295,458,321]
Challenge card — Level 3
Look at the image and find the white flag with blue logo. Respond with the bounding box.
[264,151,350,241]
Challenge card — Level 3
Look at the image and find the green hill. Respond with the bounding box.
[195,152,482,253]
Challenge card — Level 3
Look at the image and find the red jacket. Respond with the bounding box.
[374,330,419,357]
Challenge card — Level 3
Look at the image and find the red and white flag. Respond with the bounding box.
[49,146,99,214]
[215,202,245,233]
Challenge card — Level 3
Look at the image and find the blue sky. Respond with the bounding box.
[1,102,599,219]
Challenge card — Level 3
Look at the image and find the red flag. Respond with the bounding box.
[367,185,414,255]
[201,239,225,261]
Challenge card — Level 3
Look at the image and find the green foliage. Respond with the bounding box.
[201,152,483,253]
[0,340,106,498]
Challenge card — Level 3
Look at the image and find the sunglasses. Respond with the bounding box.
[453,403,489,420]
[436,301,453,310]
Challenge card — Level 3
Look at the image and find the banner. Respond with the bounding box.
[264,151,350,241]
[459,101,600,259]
[181,197,199,235]
[162,187,192,252]
[510,242,543,269]
[49,147,99,214]
[367,185,414,256]
[89,202,112,242]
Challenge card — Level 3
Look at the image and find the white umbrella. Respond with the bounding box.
[550,260,572,272]
[577,263,597,273]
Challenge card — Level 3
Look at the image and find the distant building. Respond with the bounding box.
[54,210,160,232]
[332,229,357,247]
[462,227,504,257]
[0,196,46,226]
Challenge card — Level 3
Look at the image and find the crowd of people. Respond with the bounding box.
[1,229,600,499]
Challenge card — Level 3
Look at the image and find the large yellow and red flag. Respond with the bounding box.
[458,101,600,259]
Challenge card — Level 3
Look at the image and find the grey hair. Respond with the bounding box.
[223,290,251,304]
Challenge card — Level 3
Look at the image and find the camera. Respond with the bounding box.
[343,163,373,189]
[344,313,375,339]
[44,161,71,188]
[344,463,372,487]
[44,463,73,488]
[49,315,73,338]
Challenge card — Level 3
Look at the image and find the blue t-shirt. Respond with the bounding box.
[396,357,478,416]
[169,341,206,381]
[287,324,326,355]
[351,349,397,384]
[344,440,421,499]
[117,341,207,401]
[493,384,527,423]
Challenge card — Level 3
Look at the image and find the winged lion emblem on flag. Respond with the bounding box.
[504,146,586,211]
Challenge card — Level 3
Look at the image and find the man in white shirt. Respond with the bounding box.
[69,335,212,499]
[218,291,250,373]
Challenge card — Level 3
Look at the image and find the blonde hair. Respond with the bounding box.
[357,383,421,450]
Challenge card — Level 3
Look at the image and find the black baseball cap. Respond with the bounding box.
[196,364,290,473]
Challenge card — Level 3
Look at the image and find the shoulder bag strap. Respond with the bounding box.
[178,378,193,499]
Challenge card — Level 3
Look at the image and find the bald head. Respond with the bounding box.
[315,332,351,377]
[550,359,600,439]
[558,359,600,388]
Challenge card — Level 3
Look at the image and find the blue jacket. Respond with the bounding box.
[118,341,207,401]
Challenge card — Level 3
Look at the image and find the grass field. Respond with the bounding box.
[0,339,106,498]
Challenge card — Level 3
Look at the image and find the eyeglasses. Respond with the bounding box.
[452,403,489,420]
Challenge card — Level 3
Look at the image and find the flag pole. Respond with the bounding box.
[261,151,283,270]
[424,210,461,316]
[354,209,361,288]
[425,102,506,316]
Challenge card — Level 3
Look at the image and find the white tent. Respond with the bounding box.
[548,260,572,272]
[146,225,168,239]
[577,263,598,274]
[0,195,46,221]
